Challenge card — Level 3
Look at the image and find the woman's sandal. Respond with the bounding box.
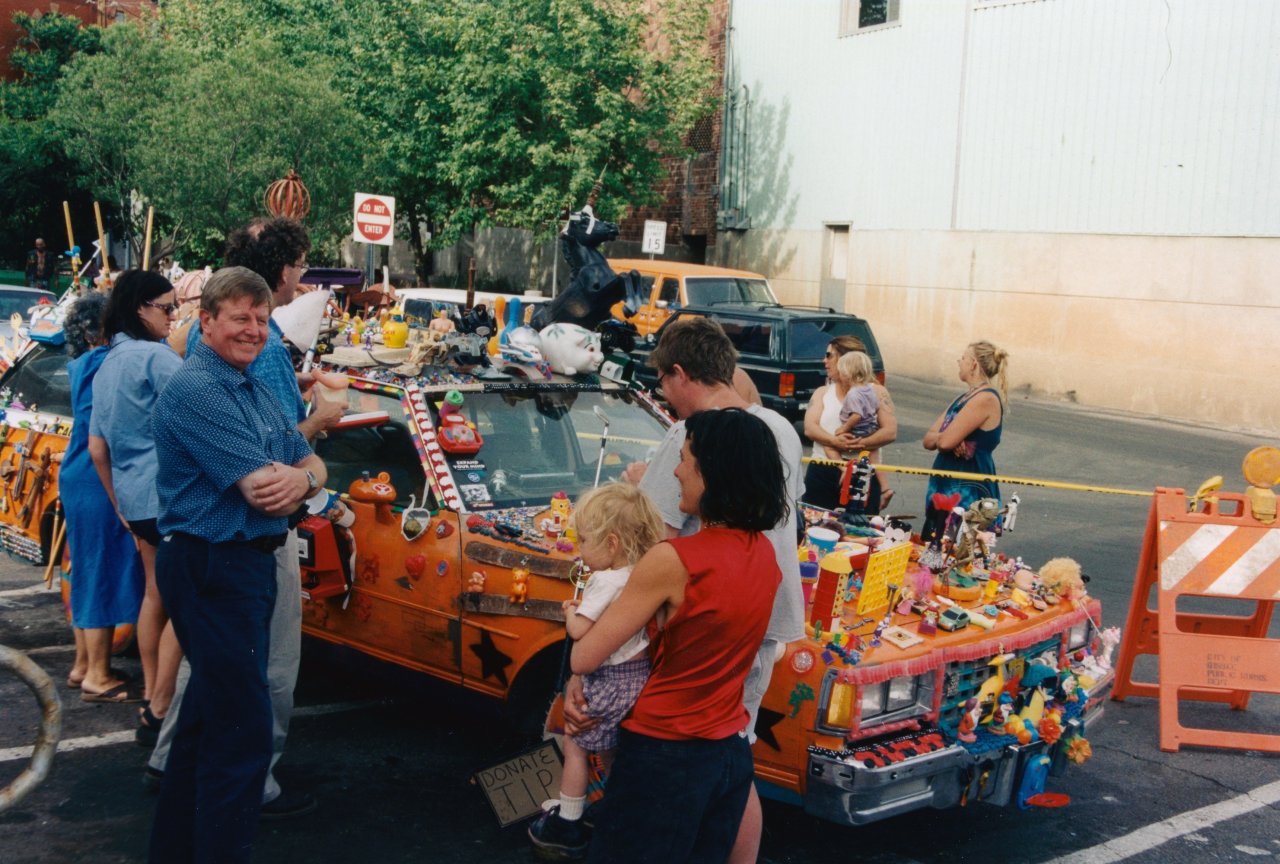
[81,681,144,704]
[68,668,132,690]
[136,704,165,748]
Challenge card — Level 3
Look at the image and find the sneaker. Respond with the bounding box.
[528,805,589,861]
[260,789,317,820]
[142,766,164,793]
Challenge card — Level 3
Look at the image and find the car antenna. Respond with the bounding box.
[592,405,611,488]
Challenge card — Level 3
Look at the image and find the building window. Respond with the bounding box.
[840,0,901,36]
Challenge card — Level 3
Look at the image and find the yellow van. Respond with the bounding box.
[607,258,778,338]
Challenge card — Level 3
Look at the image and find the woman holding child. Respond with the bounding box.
[567,408,787,864]
[803,334,897,511]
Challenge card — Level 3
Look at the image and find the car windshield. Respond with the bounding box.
[439,388,667,510]
[0,342,72,416]
[0,289,54,320]
[685,277,775,306]
[313,387,427,509]
[789,318,881,363]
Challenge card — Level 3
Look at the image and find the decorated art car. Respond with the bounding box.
[0,217,1114,827]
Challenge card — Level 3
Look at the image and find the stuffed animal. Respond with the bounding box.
[538,323,603,376]
[1039,557,1086,602]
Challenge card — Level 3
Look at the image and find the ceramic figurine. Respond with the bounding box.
[990,692,1014,729]
[538,323,603,376]
[509,568,530,604]
[957,698,980,742]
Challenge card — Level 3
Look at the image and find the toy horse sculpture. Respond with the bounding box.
[530,206,645,332]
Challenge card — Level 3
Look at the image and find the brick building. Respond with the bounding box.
[1,0,154,79]
[616,0,729,264]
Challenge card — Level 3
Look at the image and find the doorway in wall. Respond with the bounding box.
[821,223,850,311]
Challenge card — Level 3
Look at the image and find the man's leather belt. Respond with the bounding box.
[172,532,287,553]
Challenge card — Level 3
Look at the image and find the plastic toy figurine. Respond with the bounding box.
[382,314,409,348]
[467,570,487,598]
[428,309,455,335]
[918,609,939,636]
[957,698,980,742]
[439,389,464,419]
[509,568,530,604]
[548,491,572,535]
[990,692,1014,729]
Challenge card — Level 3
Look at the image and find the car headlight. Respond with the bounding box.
[886,675,917,713]
[826,679,854,728]
[859,681,887,717]
[1068,620,1090,651]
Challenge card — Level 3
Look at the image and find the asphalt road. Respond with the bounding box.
[1,375,1278,864]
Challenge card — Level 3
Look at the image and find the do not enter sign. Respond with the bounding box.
[353,193,395,246]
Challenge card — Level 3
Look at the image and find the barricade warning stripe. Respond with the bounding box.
[1158,522,1280,597]
[1205,531,1280,598]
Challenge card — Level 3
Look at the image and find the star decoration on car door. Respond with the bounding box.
[754,706,785,752]
[469,630,513,688]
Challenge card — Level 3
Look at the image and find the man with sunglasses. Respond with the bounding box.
[148,218,343,819]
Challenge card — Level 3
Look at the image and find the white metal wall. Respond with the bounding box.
[728,0,969,231]
[730,0,1280,237]
[958,0,1280,236]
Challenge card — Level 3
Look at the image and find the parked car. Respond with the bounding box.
[632,303,885,425]
[0,311,1114,829]
[0,284,57,344]
[606,259,777,338]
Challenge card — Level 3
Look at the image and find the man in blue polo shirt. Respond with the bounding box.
[149,218,342,817]
[148,267,327,864]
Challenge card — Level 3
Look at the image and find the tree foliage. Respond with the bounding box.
[0,13,103,266]
[11,0,717,271]
[50,19,364,263]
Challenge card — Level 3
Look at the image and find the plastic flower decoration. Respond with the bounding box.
[1038,713,1063,746]
[1066,735,1092,764]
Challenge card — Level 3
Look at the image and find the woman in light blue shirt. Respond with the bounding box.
[90,270,183,744]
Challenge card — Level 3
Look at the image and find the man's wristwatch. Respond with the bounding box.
[304,469,320,496]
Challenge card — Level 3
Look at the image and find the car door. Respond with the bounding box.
[305,381,464,683]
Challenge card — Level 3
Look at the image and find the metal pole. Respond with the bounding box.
[0,645,62,813]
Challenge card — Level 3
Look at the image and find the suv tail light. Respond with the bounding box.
[876,371,885,386]
[779,372,795,398]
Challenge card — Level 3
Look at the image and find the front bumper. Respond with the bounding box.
[804,741,970,826]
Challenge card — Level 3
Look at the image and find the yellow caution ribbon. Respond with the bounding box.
[802,456,1152,498]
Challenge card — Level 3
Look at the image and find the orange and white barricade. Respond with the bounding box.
[1112,487,1280,753]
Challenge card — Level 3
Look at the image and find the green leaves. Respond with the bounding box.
[10,0,716,269]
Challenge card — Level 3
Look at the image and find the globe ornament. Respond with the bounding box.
[265,169,311,220]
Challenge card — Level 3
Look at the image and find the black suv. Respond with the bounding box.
[631,304,884,424]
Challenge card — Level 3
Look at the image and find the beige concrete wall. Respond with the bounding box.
[718,229,1280,436]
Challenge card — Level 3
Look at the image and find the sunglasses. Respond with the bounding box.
[144,300,179,316]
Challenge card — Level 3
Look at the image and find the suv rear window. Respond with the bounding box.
[788,318,881,363]
[712,315,773,357]
[685,277,774,306]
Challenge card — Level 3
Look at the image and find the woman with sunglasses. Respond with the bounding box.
[802,335,898,511]
[90,270,184,744]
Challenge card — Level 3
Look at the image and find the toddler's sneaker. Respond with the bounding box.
[528,804,589,862]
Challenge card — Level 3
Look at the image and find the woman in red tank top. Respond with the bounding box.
[570,408,788,864]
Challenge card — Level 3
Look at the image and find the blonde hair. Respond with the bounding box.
[969,340,1010,404]
[836,350,874,386]
[573,483,665,566]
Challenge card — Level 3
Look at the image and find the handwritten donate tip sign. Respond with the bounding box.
[474,741,563,827]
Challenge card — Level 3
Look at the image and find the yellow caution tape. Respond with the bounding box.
[802,456,1152,498]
